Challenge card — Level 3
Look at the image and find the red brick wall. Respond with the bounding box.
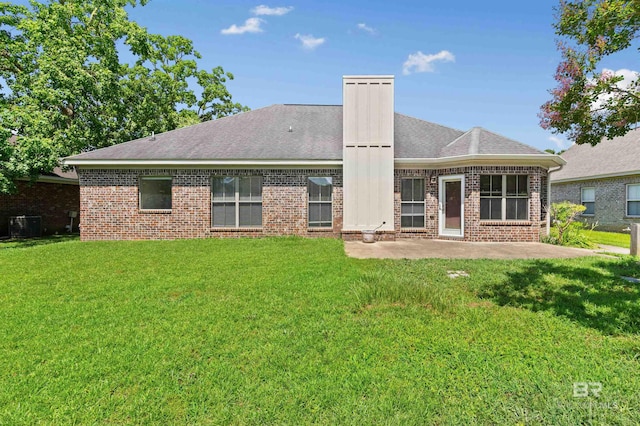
[79,166,547,242]
[394,166,546,242]
[0,180,79,237]
[78,169,343,240]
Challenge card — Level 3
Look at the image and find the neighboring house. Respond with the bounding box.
[64,75,563,242]
[550,128,640,232]
[0,167,80,237]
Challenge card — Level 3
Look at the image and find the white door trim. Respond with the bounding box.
[438,174,465,238]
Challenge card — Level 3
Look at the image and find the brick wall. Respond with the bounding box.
[0,180,79,237]
[79,166,547,242]
[394,166,546,242]
[78,169,342,240]
[551,175,640,231]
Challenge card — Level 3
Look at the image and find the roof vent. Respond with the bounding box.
[150,131,156,141]
[288,126,293,133]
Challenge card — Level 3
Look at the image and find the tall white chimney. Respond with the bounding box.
[342,75,395,231]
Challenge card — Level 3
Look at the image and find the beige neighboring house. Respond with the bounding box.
[550,128,640,231]
[64,75,564,242]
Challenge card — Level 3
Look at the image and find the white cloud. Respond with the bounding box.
[402,50,455,75]
[548,136,566,150]
[295,33,325,50]
[357,23,376,34]
[221,17,264,35]
[252,5,293,16]
[592,68,639,111]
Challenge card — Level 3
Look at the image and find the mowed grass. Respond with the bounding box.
[1,237,639,424]
[587,230,631,248]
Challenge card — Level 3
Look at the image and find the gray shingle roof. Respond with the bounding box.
[66,104,549,162]
[441,127,544,157]
[550,128,640,182]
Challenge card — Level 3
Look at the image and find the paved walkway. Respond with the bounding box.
[345,239,629,260]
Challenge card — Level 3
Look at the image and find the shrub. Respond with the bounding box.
[548,201,594,248]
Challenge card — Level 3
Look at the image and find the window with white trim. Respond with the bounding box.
[581,187,595,215]
[480,175,529,220]
[212,176,262,227]
[140,177,172,210]
[401,178,425,228]
[627,184,640,217]
[308,177,332,227]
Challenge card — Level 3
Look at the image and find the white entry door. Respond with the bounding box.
[439,175,464,237]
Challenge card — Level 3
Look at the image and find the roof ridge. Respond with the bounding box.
[474,127,551,155]
[393,111,466,134]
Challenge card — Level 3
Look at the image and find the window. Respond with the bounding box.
[627,184,640,217]
[140,177,172,210]
[212,176,262,227]
[401,178,425,228]
[308,177,332,227]
[480,175,528,220]
[581,187,595,215]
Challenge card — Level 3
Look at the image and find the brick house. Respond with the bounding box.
[0,167,79,237]
[64,75,563,241]
[550,128,640,232]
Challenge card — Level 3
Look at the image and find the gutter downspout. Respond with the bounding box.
[546,164,564,236]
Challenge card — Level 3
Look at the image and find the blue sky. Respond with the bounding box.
[19,0,638,152]
[126,0,574,151]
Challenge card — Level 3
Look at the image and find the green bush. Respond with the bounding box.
[548,201,595,248]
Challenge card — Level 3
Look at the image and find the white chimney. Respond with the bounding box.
[342,75,395,231]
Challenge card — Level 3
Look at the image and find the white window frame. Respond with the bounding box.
[581,187,595,216]
[400,178,426,229]
[308,177,333,228]
[480,175,529,221]
[627,183,640,217]
[139,176,172,211]
[211,176,263,228]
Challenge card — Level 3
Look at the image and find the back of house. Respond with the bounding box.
[64,75,563,241]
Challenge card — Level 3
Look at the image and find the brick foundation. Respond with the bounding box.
[79,166,548,242]
[0,180,80,236]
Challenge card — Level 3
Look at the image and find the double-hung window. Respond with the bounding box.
[212,176,262,227]
[401,178,425,228]
[480,175,528,220]
[627,184,640,217]
[140,177,172,210]
[308,177,332,227]
[581,187,595,215]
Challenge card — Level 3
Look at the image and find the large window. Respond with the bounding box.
[581,187,595,215]
[480,175,528,220]
[308,177,332,227]
[140,177,172,210]
[401,178,425,228]
[212,176,262,227]
[627,184,640,217]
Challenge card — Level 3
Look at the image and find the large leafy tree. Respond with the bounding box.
[0,0,247,193]
[540,0,640,146]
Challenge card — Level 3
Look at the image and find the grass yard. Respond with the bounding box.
[587,230,631,248]
[1,237,639,424]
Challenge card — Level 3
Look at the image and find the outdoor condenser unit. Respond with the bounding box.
[9,215,42,238]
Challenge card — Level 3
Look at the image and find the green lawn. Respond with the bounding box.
[587,230,631,248]
[1,237,639,424]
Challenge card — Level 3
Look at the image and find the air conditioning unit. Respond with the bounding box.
[9,216,42,238]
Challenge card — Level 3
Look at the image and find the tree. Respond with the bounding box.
[540,0,640,146]
[0,0,248,193]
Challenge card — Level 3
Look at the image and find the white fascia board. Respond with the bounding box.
[394,154,565,169]
[62,159,344,169]
[343,75,394,79]
[550,170,640,184]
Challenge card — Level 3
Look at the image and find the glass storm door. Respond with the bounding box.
[439,175,464,237]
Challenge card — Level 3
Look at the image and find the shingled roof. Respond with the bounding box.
[65,104,553,163]
[550,128,640,182]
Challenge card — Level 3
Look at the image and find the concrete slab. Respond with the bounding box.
[344,239,607,260]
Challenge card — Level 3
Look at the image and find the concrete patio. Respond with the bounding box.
[344,239,628,260]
